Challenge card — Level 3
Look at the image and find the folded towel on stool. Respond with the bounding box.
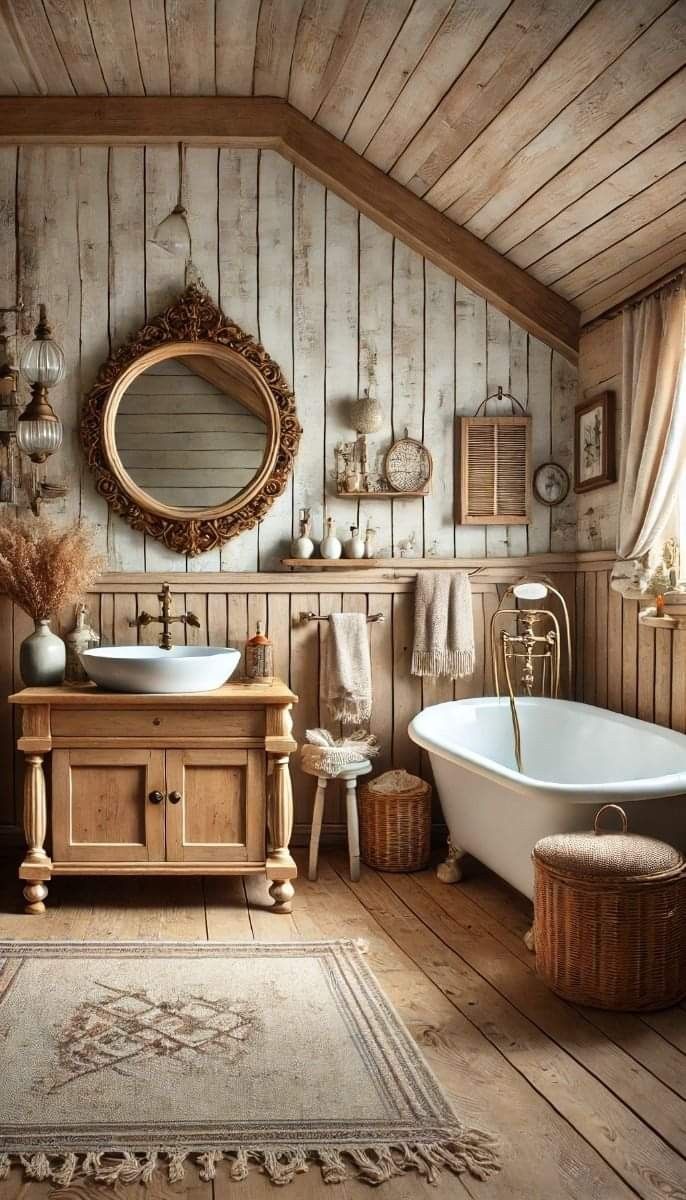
[301,728,380,775]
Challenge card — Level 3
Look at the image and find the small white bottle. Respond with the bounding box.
[364,522,377,559]
[320,516,342,560]
[344,525,365,559]
[292,508,315,559]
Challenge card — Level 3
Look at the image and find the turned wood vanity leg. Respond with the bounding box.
[20,753,51,914]
[268,754,296,913]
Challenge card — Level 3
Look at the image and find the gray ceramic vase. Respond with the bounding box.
[20,619,66,686]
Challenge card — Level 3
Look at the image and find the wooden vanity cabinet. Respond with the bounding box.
[9,682,297,915]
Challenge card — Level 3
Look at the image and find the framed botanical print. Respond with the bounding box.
[574,391,615,493]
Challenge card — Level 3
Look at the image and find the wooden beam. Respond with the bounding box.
[0,96,579,360]
[0,96,288,145]
[282,108,578,361]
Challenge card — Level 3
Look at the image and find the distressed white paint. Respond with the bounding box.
[1,145,576,569]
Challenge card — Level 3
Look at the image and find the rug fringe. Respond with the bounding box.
[3,1132,499,1188]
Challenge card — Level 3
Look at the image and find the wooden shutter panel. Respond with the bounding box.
[458,416,531,524]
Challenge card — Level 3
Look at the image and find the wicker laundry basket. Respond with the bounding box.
[533,804,686,1011]
[359,770,432,872]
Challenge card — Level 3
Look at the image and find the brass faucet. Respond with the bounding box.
[489,578,572,774]
[130,582,200,650]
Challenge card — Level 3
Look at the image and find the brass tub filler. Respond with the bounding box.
[490,579,573,772]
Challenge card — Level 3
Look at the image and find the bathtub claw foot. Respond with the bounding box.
[437,839,464,884]
[523,926,535,953]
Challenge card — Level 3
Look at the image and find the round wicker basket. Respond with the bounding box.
[533,804,686,1011]
[359,770,432,872]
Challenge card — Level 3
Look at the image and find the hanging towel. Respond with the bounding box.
[323,612,372,725]
[411,570,475,678]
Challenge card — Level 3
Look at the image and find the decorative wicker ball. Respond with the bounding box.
[350,390,382,434]
[360,770,432,872]
[533,804,686,1011]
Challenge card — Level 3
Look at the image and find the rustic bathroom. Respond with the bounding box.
[0,4,684,1197]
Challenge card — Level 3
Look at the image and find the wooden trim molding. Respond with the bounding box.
[0,97,579,362]
[68,551,612,592]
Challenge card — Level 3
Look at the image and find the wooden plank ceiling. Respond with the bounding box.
[0,0,684,327]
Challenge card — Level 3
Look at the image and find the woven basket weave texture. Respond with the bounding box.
[533,805,686,1011]
[360,771,432,873]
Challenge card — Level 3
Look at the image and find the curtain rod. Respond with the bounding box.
[582,265,685,333]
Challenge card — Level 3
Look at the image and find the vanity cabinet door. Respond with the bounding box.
[165,749,265,864]
[52,749,166,863]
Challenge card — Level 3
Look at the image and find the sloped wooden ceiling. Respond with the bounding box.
[0,0,684,333]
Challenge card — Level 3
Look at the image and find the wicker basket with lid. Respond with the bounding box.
[359,770,432,872]
[533,804,686,1011]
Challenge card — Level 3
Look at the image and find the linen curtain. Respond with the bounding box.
[612,280,686,592]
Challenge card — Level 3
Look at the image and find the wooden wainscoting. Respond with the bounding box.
[0,557,581,847]
[574,556,686,733]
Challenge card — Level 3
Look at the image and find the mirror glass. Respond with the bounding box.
[114,353,269,510]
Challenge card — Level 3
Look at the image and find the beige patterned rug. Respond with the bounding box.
[0,939,499,1189]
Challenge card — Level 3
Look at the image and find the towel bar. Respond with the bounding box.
[299,611,385,623]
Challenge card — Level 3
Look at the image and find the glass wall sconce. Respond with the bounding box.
[151,142,192,260]
[16,304,65,463]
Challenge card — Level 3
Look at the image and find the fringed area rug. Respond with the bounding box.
[0,939,499,1189]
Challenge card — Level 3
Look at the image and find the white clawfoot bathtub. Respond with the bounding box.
[409,697,686,899]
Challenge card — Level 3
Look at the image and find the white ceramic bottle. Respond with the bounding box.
[320,516,342,560]
[292,508,315,559]
[344,525,365,558]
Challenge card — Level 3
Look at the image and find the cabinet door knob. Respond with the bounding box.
[169,791,182,805]
[148,790,164,805]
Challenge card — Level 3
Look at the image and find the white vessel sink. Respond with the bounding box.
[80,645,241,694]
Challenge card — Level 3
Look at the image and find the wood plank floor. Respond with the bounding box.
[0,851,685,1200]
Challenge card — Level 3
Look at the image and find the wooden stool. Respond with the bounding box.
[306,760,372,883]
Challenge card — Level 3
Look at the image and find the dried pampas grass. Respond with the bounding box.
[0,517,104,622]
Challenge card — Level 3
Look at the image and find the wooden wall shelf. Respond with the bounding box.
[282,558,471,570]
[335,489,429,499]
[638,613,683,630]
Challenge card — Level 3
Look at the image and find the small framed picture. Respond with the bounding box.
[533,461,570,507]
[574,391,615,493]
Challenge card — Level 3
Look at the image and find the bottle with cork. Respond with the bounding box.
[245,621,274,685]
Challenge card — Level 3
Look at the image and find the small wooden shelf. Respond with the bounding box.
[335,488,429,499]
[638,613,683,630]
[282,557,455,570]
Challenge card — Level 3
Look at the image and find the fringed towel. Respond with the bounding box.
[324,612,372,725]
[302,728,380,775]
[412,571,475,678]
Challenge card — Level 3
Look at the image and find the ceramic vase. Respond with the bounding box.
[293,534,315,559]
[344,527,366,558]
[20,618,66,687]
[320,517,342,560]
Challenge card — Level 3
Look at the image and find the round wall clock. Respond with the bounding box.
[384,436,432,493]
[533,461,570,507]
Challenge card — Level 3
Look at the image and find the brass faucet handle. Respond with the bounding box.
[129,611,154,627]
[185,612,201,628]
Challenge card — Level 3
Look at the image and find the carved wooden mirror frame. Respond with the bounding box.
[81,284,301,557]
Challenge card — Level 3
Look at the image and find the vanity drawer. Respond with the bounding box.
[51,707,265,740]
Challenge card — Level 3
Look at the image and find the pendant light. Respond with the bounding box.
[16,304,65,464]
[152,142,192,259]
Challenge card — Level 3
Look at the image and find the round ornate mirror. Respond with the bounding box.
[82,286,300,556]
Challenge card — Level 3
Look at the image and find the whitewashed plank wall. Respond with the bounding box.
[0,145,576,569]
